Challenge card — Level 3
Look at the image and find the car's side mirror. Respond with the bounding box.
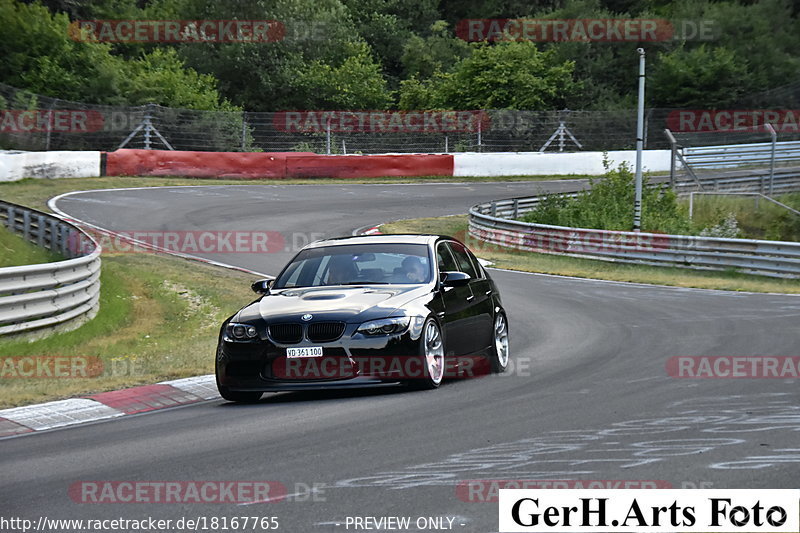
[440,271,470,287]
[251,278,273,294]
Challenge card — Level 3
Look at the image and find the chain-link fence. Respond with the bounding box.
[3,81,800,154]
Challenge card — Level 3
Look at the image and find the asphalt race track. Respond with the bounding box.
[2,181,799,532]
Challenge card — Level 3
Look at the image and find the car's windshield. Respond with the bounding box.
[273,243,432,288]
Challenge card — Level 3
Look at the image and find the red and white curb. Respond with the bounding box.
[0,375,219,438]
[352,223,383,236]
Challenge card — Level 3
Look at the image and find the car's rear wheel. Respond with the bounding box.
[409,317,445,389]
[490,313,510,373]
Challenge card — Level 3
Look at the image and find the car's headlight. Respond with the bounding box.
[225,322,259,341]
[357,317,411,336]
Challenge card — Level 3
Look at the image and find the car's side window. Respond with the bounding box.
[447,242,478,279]
[436,242,458,276]
[466,249,485,279]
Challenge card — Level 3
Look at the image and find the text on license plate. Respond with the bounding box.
[286,346,323,358]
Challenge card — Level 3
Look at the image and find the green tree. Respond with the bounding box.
[0,0,119,102]
[436,0,561,27]
[292,43,391,109]
[397,74,447,110]
[116,48,234,109]
[14,0,800,114]
[157,0,389,111]
[339,0,440,90]
[529,0,644,110]
[400,41,579,110]
[649,45,750,108]
[26,0,142,18]
[401,20,470,80]
[664,0,800,101]
[1,0,231,109]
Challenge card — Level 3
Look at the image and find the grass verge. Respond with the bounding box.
[381,215,800,294]
[683,193,800,241]
[0,225,62,267]
[0,252,257,408]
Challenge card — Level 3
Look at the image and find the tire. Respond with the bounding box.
[217,384,263,403]
[215,352,263,403]
[408,317,445,390]
[490,312,510,374]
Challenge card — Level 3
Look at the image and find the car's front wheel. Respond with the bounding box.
[217,385,263,403]
[490,313,510,373]
[409,317,445,390]
[215,353,263,403]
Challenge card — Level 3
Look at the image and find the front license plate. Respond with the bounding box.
[286,346,323,358]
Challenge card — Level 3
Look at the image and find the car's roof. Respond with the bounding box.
[304,234,453,249]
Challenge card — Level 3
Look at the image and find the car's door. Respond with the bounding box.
[447,241,494,352]
[435,241,473,356]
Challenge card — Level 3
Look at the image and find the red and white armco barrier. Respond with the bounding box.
[104,149,671,178]
[105,149,454,179]
[0,148,673,181]
[105,149,303,179]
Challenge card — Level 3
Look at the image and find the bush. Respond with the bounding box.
[522,160,693,234]
[764,212,800,242]
[699,213,741,238]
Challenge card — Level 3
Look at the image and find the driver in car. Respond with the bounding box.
[401,256,427,283]
[327,256,357,285]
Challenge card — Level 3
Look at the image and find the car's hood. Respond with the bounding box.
[235,285,430,324]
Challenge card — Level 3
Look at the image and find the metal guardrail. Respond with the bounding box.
[469,196,800,279]
[674,167,800,194]
[682,140,800,169]
[666,132,800,194]
[0,201,101,336]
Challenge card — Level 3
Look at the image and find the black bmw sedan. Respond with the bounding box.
[215,234,510,402]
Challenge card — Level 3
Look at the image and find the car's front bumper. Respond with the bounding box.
[216,325,424,392]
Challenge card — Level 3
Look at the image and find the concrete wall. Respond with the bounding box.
[0,151,101,182]
[453,150,673,177]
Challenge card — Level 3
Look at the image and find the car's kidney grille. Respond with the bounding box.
[269,323,303,344]
[307,322,346,342]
